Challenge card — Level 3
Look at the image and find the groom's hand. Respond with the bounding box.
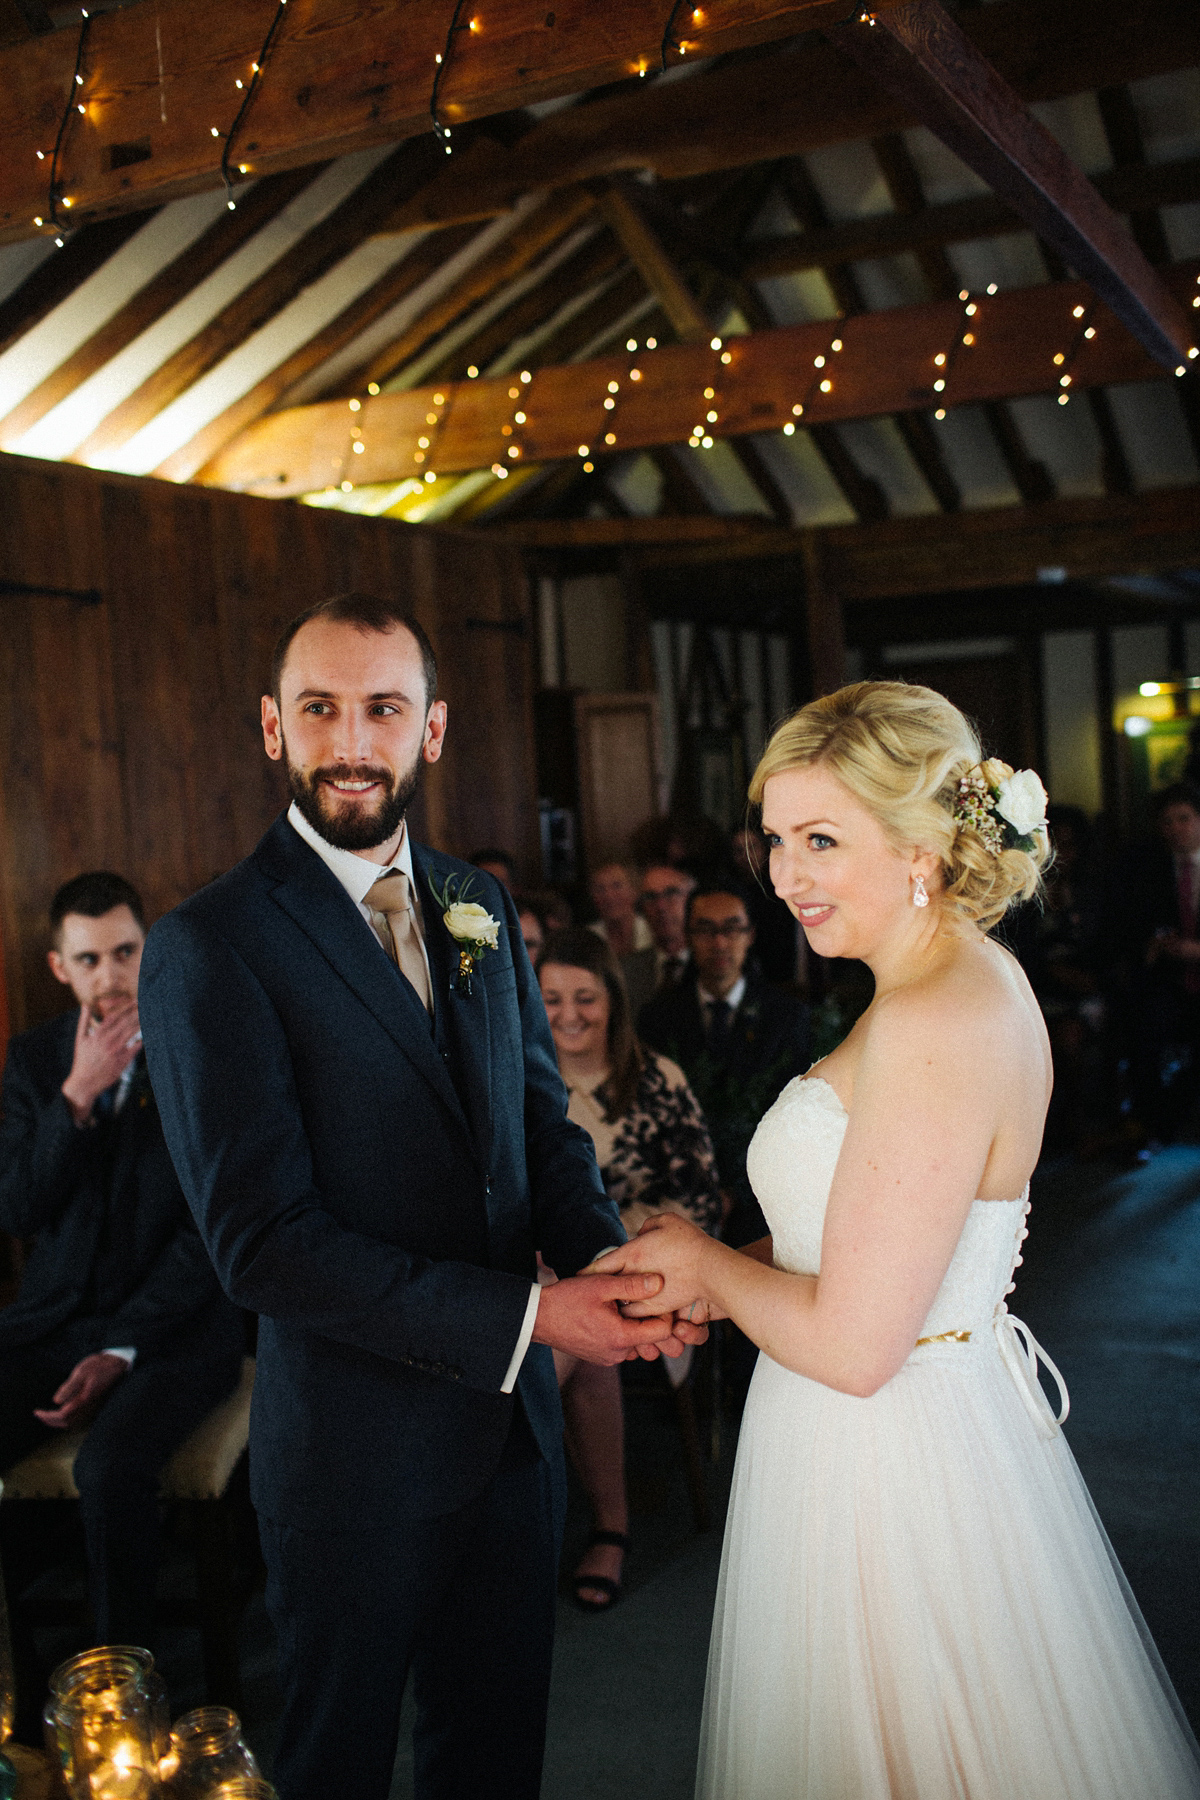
[532,1271,677,1366]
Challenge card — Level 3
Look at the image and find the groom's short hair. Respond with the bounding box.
[271,594,438,708]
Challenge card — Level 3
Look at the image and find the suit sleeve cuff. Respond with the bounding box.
[102,1347,137,1367]
[499,1284,541,1394]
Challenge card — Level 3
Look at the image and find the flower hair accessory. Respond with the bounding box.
[428,873,501,996]
[952,762,1048,857]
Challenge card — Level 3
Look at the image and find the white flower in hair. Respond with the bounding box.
[995,769,1048,838]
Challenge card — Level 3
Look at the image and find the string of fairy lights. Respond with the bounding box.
[26,1,1196,502]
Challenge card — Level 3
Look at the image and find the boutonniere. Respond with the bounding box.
[428,873,501,996]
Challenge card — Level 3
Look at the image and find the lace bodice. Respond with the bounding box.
[746,1076,1030,1360]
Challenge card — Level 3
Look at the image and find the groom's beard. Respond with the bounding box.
[283,741,422,852]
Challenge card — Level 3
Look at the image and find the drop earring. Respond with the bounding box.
[912,875,929,909]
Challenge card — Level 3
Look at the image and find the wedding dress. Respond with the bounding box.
[696,1075,1200,1799]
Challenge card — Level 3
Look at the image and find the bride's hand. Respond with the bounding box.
[585,1213,716,1319]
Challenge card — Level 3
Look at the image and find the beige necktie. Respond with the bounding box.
[364,872,432,1016]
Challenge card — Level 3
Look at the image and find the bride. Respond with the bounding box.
[597,681,1200,1799]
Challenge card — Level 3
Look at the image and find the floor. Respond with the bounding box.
[19,1148,1200,1792]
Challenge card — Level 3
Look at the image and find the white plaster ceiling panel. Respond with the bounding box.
[803,140,893,223]
[1006,391,1107,498]
[742,188,802,245]
[1129,68,1200,163]
[285,200,539,402]
[99,230,432,475]
[751,428,855,526]
[607,452,664,516]
[835,416,941,517]
[926,404,1021,511]
[13,151,391,460]
[0,188,230,417]
[1103,380,1200,489]
[0,237,58,308]
[1029,94,1112,177]
[900,127,992,205]
[944,231,1049,294]
[491,269,626,374]
[676,439,774,515]
[752,268,840,326]
[849,252,929,311]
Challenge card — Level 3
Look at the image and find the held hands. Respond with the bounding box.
[531,1269,703,1365]
[34,1352,129,1429]
[585,1213,726,1328]
[61,1001,141,1125]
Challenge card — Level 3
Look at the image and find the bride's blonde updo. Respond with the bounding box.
[748,680,1048,932]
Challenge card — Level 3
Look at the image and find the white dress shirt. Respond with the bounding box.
[697,974,747,1024]
[287,803,539,1393]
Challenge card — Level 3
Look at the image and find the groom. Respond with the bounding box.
[139,594,692,1800]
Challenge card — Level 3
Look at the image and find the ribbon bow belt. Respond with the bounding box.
[992,1305,1070,1438]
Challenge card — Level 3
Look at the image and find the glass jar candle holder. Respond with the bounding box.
[44,1647,166,1798]
[206,1783,277,1800]
[162,1709,258,1798]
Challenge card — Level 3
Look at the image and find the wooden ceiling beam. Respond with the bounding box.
[0,166,321,450]
[0,208,153,358]
[328,189,597,399]
[829,0,1192,369]
[744,155,1200,282]
[0,0,886,244]
[488,486,1200,599]
[358,0,1200,233]
[68,137,444,467]
[154,220,485,485]
[198,260,1200,499]
[1095,85,1172,269]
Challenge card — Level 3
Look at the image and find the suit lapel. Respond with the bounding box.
[415,845,494,1166]
[257,819,470,1135]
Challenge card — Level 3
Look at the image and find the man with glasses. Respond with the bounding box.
[639,881,810,1249]
[639,864,697,992]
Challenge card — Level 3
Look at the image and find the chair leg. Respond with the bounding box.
[671,1383,711,1533]
[189,1500,243,1714]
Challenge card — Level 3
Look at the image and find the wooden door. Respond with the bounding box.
[574,693,663,868]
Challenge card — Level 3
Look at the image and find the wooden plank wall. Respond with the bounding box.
[0,453,537,1036]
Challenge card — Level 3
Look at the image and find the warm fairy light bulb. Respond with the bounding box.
[435,52,443,63]
[1072,305,1085,318]
[933,353,946,366]
[935,407,946,419]
[426,411,438,424]
[467,366,479,378]
[1084,327,1096,338]
[646,337,657,348]
[1058,394,1069,405]
[604,397,616,410]
[1176,365,1187,377]
[959,289,969,301]
[627,339,638,351]
[703,387,715,399]
[508,387,520,399]
[607,381,620,394]
[433,392,446,404]
[783,422,795,435]
[353,441,365,454]
[814,355,826,369]
[211,126,220,136]
[933,378,945,391]
[710,337,722,351]
[578,445,589,456]
[1060,374,1072,386]
[348,398,361,411]
[470,16,480,29]
[61,196,72,207]
[235,79,244,89]
[1053,353,1065,365]
[368,382,380,394]
[987,282,998,294]
[965,303,977,317]
[819,378,831,392]
[36,150,45,159]
[341,479,353,491]
[583,461,594,472]
[425,470,437,482]
[701,435,714,448]
[418,436,430,448]
[239,163,250,173]
[720,351,731,363]
[962,333,975,345]
[792,403,803,417]
[706,410,718,422]
[33,215,43,226]
[604,432,616,444]
[630,368,642,380]
[831,338,843,352]
[520,370,532,383]
[514,411,526,423]
[508,445,520,457]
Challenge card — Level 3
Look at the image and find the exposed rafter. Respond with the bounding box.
[830,0,1191,368]
[197,260,1200,498]
[0,0,895,244]
[486,486,1200,600]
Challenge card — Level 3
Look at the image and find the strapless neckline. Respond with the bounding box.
[797,1075,1027,1208]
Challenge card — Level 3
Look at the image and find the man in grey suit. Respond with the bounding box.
[139,595,699,1800]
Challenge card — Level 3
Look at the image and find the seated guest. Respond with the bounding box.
[640,863,697,993]
[0,873,242,1661]
[537,930,720,1612]
[513,892,551,963]
[639,880,811,1247]
[587,862,654,959]
[467,846,515,890]
[588,862,656,1016]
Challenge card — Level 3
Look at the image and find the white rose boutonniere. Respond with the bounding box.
[429,875,502,995]
[995,769,1048,844]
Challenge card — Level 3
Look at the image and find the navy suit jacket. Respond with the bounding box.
[0,1013,240,1367]
[139,814,623,1531]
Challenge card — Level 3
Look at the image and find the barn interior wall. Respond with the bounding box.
[0,454,538,1036]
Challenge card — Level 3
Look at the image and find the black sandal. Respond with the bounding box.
[571,1528,629,1613]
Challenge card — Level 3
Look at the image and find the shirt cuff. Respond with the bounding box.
[102,1347,136,1367]
[500,1284,541,1394]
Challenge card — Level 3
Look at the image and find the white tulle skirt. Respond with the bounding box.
[696,1341,1200,1800]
